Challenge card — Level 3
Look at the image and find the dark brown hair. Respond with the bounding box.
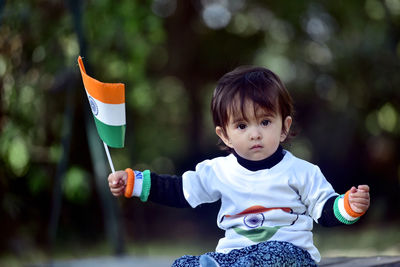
[211,66,294,135]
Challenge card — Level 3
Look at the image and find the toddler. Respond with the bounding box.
[109,66,370,266]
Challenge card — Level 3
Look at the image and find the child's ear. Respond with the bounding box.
[216,126,233,148]
[280,116,292,142]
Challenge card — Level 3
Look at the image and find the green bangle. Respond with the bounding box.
[333,195,359,225]
[140,170,151,202]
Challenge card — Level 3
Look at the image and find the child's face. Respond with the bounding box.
[216,100,292,161]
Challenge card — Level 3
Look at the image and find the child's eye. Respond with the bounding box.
[237,123,247,130]
[261,120,270,126]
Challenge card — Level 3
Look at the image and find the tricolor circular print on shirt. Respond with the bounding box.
[243,213,265,228]
[221,205,298,243]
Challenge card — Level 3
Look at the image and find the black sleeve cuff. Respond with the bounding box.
[148,172,191,208]
[318,195,343,227]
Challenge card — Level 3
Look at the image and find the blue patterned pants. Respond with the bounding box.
[172,241,317,267]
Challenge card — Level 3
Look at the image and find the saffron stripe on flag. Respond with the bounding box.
[85,90,126,126]
[78,57,125,105]
[93,116,126,148]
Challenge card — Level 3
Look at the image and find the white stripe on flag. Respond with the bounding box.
[85,90,126,126]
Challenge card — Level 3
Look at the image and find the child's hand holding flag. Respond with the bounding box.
[78,56,137,197]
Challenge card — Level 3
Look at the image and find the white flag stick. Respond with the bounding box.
[103,141,116,174]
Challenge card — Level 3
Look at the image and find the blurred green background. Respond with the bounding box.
[1,0,400,265]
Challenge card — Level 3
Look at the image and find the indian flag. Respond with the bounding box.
[77,56,126,148]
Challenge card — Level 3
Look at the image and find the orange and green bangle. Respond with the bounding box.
[333,191,364,225]
[334,195,358,224]
[124,168,135,198]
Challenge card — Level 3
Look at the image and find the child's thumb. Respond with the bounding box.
[111,170,127,185]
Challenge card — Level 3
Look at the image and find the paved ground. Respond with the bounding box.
[31,255,400,267]
[320,256,400,266]
[31,256,175,267]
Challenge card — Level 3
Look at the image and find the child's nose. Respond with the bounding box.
[249,127,262,140]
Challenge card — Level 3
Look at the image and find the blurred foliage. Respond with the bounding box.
[63,166,90,204]
[1,0,400,260]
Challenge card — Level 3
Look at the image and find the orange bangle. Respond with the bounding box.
[124,168,135,198]
[344,190,365,217]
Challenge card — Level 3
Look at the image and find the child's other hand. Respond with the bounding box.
[348,185,370,214]
[108,170,127,197]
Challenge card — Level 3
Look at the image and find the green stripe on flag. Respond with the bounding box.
[93,116,125,148]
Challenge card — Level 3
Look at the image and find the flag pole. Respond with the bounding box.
[103,141,116,174]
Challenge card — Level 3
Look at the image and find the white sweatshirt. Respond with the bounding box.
[182,150,338,262]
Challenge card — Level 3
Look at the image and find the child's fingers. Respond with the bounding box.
[110,185,125,196]
[350,189,370,197]
[108,170,128,197]
[107,172,117,185]
[357,184,370,192]
[349,192,370,213]
[109,182,123,189]
[350,191,370,202]
[350,186,357,193]
[350,202,369,213]
[348,185,370,213]
[349,196,370,206]
[108,170,127,186]
[351,201,369,208]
